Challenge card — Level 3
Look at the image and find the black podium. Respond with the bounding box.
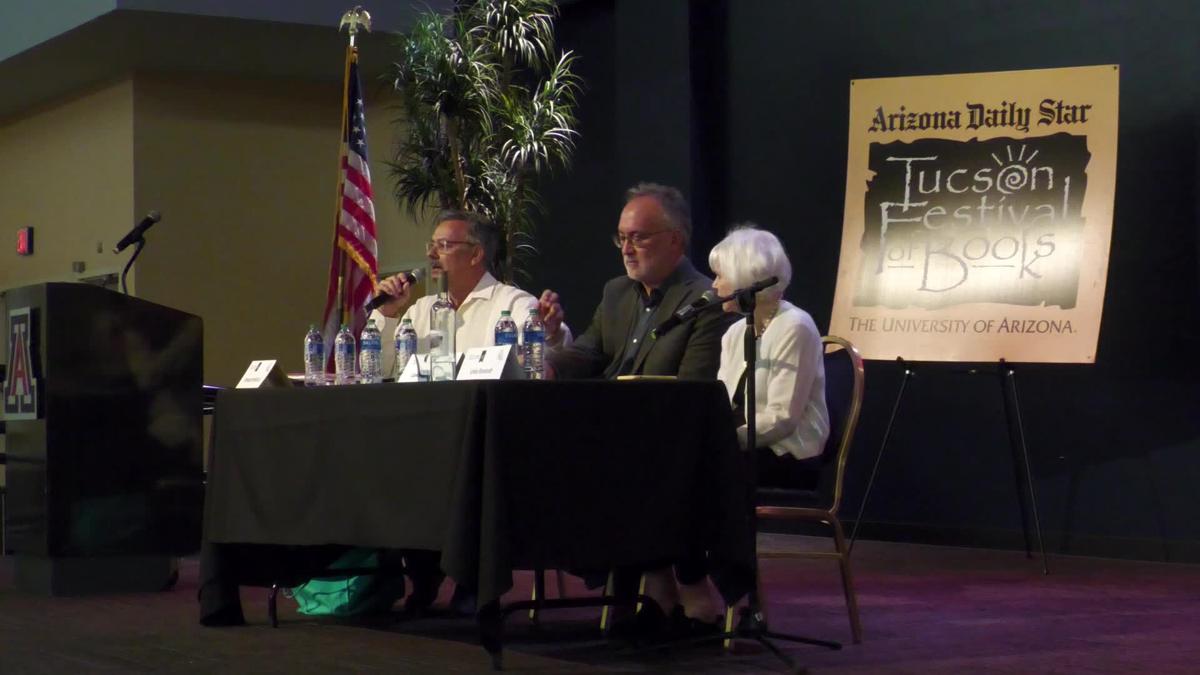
[2,282,203,595]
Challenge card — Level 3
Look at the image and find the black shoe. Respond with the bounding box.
[607,601,670,644]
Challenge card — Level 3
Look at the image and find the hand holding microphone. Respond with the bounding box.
[366,268,424,316]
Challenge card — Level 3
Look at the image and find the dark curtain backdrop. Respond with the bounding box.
[529,0,1200,561]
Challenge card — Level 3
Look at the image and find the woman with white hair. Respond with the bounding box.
[710,225,831,488]
[633,225,833,635]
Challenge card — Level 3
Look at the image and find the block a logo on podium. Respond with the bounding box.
[4,307,39,419]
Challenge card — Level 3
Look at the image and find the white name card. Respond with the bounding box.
[397,353,464,382]
[236,360,290,389]
[456,345,523,380]
[396,353,433,383]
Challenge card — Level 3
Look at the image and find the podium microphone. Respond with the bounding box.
[651,290,719,339]
[113,211,162,253]
[364,268,425,312]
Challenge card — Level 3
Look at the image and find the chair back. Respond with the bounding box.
[813,336,865,515]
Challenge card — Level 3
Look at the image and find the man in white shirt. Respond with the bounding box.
[370,209,569,615]
[371,210,569,376]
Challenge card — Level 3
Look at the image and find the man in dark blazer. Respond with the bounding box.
[546,182,734,634]
[548,182,734,380]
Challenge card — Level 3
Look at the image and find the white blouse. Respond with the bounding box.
[717,301,830,460]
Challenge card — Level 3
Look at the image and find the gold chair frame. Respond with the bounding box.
[727,334,865,645]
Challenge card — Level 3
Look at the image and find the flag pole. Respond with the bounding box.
[335,6,372,322]
[334,41,352,324]
[321,5,376,357]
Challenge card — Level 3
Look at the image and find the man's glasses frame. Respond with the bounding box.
[426,238,478,254]
[612,230,671,249]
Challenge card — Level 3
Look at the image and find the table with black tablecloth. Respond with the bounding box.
[199,379,754,652]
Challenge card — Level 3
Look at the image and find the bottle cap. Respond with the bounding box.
[500,310,511,317]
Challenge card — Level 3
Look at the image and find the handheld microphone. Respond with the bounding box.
[651,290,719,339]
[113,211,162,253]
[365,268,425,312]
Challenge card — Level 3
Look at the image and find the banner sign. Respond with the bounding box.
[829,65,1119,363]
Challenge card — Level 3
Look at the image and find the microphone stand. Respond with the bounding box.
[120,238,146,296]
[723,287,839,671]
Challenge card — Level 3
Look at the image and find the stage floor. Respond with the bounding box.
[2,534,1198,673]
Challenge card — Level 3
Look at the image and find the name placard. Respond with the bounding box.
[396,353,432,383]
[236,360,290,388]
[456,345,522,380]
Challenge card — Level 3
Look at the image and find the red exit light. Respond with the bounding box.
[17,227,33,255]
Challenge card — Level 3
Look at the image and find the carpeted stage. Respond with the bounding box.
[2,534,1198,674]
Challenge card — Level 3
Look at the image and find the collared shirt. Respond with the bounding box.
[368,271,571,378]
[615,285,664,376]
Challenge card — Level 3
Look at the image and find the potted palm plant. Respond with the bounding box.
[389,0,581,283]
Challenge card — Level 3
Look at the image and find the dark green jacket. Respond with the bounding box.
[551,258,735,380]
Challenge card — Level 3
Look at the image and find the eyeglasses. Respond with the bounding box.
[426,238,477,254]
[612,230,671,249]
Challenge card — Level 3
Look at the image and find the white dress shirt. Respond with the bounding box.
[717,301,830,460]
[369,271,570,378]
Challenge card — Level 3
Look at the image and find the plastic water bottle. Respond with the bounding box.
[522,308,545,380]
[334,323,356,385]
[303,324,324,386]
[429,273,457,381]
[494,310,518,348]
[393,318,417,379]
[359,319,382,384]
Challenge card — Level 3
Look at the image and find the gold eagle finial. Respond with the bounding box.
[339,6,372,47]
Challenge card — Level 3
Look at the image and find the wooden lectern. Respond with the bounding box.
[2,282,203,595]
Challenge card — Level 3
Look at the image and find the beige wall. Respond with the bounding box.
[0,79,135,293]
[131,73,428,385]
[0,72,428,387]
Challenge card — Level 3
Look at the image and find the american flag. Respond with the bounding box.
[321,46,379,365]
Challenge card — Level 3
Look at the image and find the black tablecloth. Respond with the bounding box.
[201,380,754,612]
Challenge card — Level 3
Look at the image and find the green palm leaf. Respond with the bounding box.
[389,0,581,283]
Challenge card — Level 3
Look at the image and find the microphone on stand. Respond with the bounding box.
[113,211,162,253]
[364,268,425,312]
[731,276,780,312]
[651,290,719,339]
[741,276,779,295]
[649,277,780,339]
